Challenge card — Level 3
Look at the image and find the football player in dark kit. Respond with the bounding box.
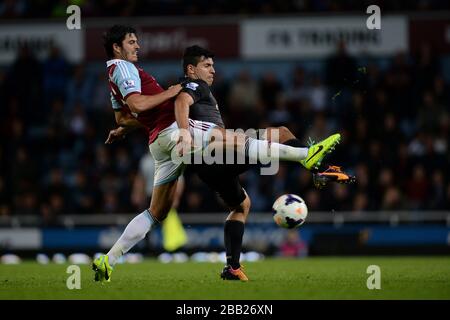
[100,31,353,281]
[175,45,355,281]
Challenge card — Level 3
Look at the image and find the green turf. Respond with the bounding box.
[0,257,449,299]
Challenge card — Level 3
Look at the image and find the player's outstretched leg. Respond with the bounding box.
[268,128,352,188]
[208,127,341,171]
[299,133,341,171]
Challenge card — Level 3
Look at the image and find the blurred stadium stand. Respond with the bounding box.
[0,2,449,255]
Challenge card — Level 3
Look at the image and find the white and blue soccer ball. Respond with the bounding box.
[272,194,308,228]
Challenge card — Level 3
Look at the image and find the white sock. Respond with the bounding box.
[246,137,308,163]
[107,209,157,266]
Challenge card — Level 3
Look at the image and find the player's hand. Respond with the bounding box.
[105,127,126,144]
[167,84,183,97]
[175,129,193,157]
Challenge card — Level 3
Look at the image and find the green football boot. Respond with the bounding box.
[300,133,341,170]
[92,254,113,282]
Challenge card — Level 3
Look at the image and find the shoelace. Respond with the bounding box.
[306,137,316,147]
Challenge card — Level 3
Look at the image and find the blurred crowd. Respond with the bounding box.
[1,0,450,19]
[0,40,449,222]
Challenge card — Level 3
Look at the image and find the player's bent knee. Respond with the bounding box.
[265,126,293,143]
[244,194,251,210]
[277,126,295,143]
[238,195,252,217]
[278,126,289,135]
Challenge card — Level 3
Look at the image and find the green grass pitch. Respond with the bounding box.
[1,257,449,299]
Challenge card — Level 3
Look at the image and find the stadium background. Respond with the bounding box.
[0,0,449,261]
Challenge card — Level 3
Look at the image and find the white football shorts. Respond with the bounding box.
[149,119,217,186]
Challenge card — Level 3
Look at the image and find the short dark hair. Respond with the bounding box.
[182,45,215,74]
[102,25,137,59]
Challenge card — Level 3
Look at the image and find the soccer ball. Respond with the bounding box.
[272,194,308,228]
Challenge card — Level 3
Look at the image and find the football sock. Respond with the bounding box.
[245,137,308,163]
[107,209,158,266]
[224,220,245,269]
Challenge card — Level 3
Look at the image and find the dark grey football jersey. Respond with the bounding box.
[182,79,225,128]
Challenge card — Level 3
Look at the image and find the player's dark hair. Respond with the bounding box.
[103,25,137,59]
[183,45,215,74]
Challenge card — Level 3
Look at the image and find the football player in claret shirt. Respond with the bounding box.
[93,25,185,281]
[94,25,284,282]
[93,26,350,282]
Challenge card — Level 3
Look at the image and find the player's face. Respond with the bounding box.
[117,33,140,62]
[193,57,215,86]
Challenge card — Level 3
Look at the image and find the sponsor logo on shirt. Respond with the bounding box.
[123,79,136,90]
[186,82,199,91]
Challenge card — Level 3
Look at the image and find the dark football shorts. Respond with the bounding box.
[191,162,257,208]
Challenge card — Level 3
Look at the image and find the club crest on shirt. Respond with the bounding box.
[123,79,136,90]
[186,82,199,91]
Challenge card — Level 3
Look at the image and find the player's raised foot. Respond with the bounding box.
[300,134,341,171]
[313,165,356,189]
[220,265,249,281]
[92,254,113,282]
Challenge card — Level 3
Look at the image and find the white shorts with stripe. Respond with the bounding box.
[149,119,217,186]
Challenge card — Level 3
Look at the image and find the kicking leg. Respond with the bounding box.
[265,127,356,188]
[208,126,341,171]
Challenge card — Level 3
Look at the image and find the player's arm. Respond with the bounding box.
[174,92,195,155]
[105,109,142,144]
[175,80,207,130]
[106,91,139,143]
[114,109,142,129]
[110,92,142,130]
[113,61,181,114]
[174,92,194,131]
[126,84,181,114]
